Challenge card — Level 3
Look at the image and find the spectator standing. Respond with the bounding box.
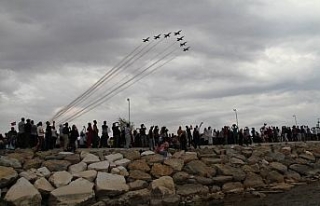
[86,122,94,148]
[36,122,45,152]
[101,121,110,147]
[148,126,154,150]
[124,123,132,148]
[17,117,25,148]
[31,120,38,148]
[69,125,79,152]
[45,121,52,150]
[62,123,70,151]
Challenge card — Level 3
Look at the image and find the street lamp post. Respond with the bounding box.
[233,109,239,128]
[293,115,297,126]
[127,98,130,125]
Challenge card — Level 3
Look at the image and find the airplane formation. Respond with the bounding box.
[142,30,190,52]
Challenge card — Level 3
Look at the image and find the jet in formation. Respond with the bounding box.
[183,47,190,51]
[177,36,184,41]
[174,30,182,35]
[180,42,187,47]
[142,37,150,42]
[164,32,171,38]
[154,34,161,39]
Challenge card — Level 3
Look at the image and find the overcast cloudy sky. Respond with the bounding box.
[1,0,320,134]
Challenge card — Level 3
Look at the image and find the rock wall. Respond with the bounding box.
[1,142,320,206]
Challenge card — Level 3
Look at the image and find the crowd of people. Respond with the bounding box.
[1,117,320,154]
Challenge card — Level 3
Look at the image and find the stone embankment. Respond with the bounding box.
[1,142,320,205]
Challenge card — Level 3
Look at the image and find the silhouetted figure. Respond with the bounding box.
[101,121,110,148]
[92,120,99,148]
[69,125,79,152]
[112,122,120,148]
[17,117,25,148]
[86,122,93,148]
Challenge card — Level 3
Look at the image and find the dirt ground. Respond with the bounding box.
[222,181,320,206]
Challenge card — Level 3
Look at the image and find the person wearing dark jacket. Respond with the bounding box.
[69,125,79,152]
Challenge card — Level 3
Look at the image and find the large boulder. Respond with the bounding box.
[49,178,95,206]
[34,177,55,195]
[105,153,123,162]
[74,170,97,182]
[164,158,184,171]
[23,158,42,170]
[151,176,175,197]
[42,160,71,172]
[128,159,151,172]
[176,184,209,196]
[95,172,129,198]
[121,150,141,161]
[243,172,265,189]
[289,164,315,176]
[151,163,174,178]
[88,161,110,172]
[0,166,18,188]
[222,182,244,193]
[215,164,246,181]
[183,160,216,177]
[4,177,42,206]
[269,162,288,174]
[0,156,22,169]
[64,154,81,164]
[128,180,148,191]
[128,170,152,181]
[49,171,73,188]
[68,161,87,174]
[82,154,100,164]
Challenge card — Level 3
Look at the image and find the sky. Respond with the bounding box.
[1,0,320,134]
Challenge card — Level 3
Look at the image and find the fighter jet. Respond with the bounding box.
[180,42,187,47]
[164,32,171,38]
[177,36,184,41]
[183,47,190,51]
[142,37,150,42]
[154,34,161,40]
[174,30,182,35]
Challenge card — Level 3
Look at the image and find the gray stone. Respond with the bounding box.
[49,178,95,206]
[151,176,175,197]
[128,180,148,191]
[34,177,55,194]
[88,161,110,172]
[68,161,87,174]
[176,184,209,196]
[49,171,73,188]
[95,172,129,197]
[4,177,42,206]
[74,170,97,182]
[82,153,100,164]
[114,158,131,167]
[129,169,152,181]
[243,172,265,189]
[212,176,233,185]
[42,160,71,172]
[36,167,51,178]
[164,158,184,171]
[151,163,174,178]
[0,166,18,188]
[183,160,216,177]
[105,153,123,162]
[128,159,150,172]
[0,156,22,169]
[222,182,244,193]
[270,162,288,174]
[215,164,246,181]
